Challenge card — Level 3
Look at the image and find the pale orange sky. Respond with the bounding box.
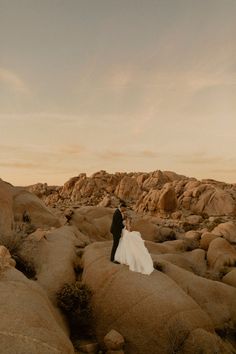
[0,0,236,186]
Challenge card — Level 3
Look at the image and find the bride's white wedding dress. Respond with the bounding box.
[114,228,154,275]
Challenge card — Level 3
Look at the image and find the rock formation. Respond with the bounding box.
[1,170,236,353]
[0,246,74,354]
[25,170,236,218]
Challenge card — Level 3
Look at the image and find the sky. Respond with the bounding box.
[0,0,236,186]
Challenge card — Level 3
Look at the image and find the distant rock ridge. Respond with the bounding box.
[26,170,236,217]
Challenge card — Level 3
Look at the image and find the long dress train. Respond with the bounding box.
[115,228,154,275]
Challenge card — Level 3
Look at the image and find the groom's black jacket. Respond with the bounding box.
[110,208,123,237]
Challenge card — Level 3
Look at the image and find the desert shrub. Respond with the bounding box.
[14,222,37,236]
[200,212,209,219]
[158,228,176,243]
[206,217,224,232]
[57,281,94,338]
[0,232,36,279]
[154,261,165,272]
[57,282,92,312]
[12,254,36,279]
[207,222,218,232]
[218,266,231,279]
[181,222,199,232]
[207,266,234,281]
[181,239,200,252]
[0,232,23,256]
[215,321,235,339]
[167,316,190,354]
[166,230,176,241]
[204,269,223,281]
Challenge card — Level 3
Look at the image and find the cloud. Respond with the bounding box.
[212,168,236,174]
[58,144,85,156]
[106,68,133,91]
[0,113,79,125]
[0,162,39,169]
[0,143,86,161]
[179,154,223,165]
[98,149,159,160]
[0,68,30,94]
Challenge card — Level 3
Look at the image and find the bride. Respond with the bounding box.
[114,217,154,275]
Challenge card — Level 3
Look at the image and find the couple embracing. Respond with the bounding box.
[110,202,154,275]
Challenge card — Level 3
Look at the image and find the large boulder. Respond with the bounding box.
[207,237,236,271]
[142,170,170,190]
[0,180,14,237]
[115,176,142,202]
[162,260,236,334]
[154,249,207,276]
[136,189,160,213]
[181,328,234,354]
[0,245,16,269]
[70,206,114,241]
[158,183,178,212]
[12,188,61,228]
[19,225,80,304]
[0,246,74,354]
[212,221,236,244]
[222,269,236,288]
[131,217,159,242]
[82,242,231,354]
[192,187,236,216]
[200,232,219,251]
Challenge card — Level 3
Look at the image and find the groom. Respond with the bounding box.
[110,201,127,263]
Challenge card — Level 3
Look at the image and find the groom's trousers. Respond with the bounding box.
[110,233,121,262]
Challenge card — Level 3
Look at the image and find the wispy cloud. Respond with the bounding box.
[0,68,30,94]
[58,144,85,156]
[0,162,38,169]
[212,168,236,175]
[98,149,159,160]
[174,151,236,169]
[179,154,223,165]
[0,143,86,158]
[0,113,79,124]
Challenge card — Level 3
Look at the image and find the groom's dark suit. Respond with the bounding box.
[110,208,124,261]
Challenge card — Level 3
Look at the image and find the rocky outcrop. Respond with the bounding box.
[70,206,114,242]
[82,242,236,354]
[178,181,236,217]
[115,176,142,202]
[212,221,236,243]
[13,188,61,228]
[222,269,236,288]
[207,237,236,271]
[1,172,236,353]
[25,170,236,218]
[158,183,178,212]
[19,225,81,304]
[0,180,14,237]
[0,245,16,270]
[0,246,74,354]
[200,232,219,250]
